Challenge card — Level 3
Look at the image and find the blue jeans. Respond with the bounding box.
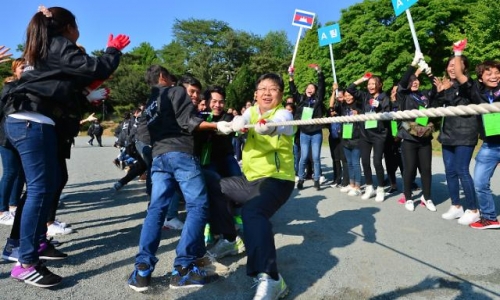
[298,131,323,181]
[5,117,59,264]
[232,137,242,161]
[343,146,361,186]
[293,143,300,176]
[135,152,208,270]
[0,145,24,211]
[442,145,477,210]
[473,142,500,220]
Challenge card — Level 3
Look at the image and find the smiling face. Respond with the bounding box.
[209,92,225,116]
[305,84,316,97]
[480,68,500,89]
[446,59,457,80]
[344,91,354,104]
[367,77,382,95]
[255,79,283,113]
[410,78,420,92]
[184,84,201,105]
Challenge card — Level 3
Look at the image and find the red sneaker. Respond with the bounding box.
[469,218,500,230]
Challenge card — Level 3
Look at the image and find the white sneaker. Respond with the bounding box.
[420,196,437,212]
[319,176,327,185]
[441,206,464,220]
[253,273,289,300]
[457,209,480,225]
[361,185,375,200]
[163,217,184,230]
[347,188,362,196]
[54,219,69,228]
[375,187,385,202]
[207,237,245,259]
[47,223,73,236]
[405,200,415,212]
[0,212,14,226]
[340,185,352,193]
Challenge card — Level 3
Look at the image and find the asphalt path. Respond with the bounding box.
[0,136,499,299]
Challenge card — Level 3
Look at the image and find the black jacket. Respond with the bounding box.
[339,101,363,149]
[291,72,326,134]
[459,78,500,144]
[396,66,437,143]
[346,83,391,142]
[146,85,204,157]
[2,36,121,121]
[434,81,478,146]
[194,112,234,166]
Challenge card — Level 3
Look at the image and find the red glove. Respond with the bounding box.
[288,66,295,76]
[453,39,467,56]
[308,63,320,72]
[107,34,131,51]
[362,72,372,81]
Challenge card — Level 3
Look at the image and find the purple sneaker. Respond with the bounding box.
[11,262,62,288]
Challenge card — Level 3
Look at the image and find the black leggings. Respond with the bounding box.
[401,140,432,200]
[328,136,348,185]
[359,138,385,187]
[384,138,403,186]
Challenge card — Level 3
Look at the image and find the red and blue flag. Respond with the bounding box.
[292,9,315,28]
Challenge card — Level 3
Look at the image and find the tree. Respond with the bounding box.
[226,64,256,110]
[158,41,187,76]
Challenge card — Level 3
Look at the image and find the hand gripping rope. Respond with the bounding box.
[244,102,500,128]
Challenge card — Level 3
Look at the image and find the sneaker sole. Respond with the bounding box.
[13,277,62,288]
[470,224,500,230]
[169,282,204,289]
[2,255,18,262]
[128,284,149,292]
[39,255,67,260]
[207,249,238,259]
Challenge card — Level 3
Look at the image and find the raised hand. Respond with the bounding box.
[107,34,131,51]
[453,39,467,56]
[0,46,12,64]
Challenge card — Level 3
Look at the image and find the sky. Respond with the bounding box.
[1,0,362,56]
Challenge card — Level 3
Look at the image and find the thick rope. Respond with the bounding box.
[245,102,500,128]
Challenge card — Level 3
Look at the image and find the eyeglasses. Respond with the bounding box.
[256,87,281,94]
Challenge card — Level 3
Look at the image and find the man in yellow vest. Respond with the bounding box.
[207,73,295,300]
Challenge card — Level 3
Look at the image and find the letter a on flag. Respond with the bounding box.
[392,0,418,16]
[292,9,315,29]
[318,24,341,47]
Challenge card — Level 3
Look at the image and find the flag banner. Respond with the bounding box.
[392,0,418,16]
[292,9,315,28]
[318,23,341,47]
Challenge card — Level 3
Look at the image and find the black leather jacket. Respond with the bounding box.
[435,81,478,146]
[2,35,121,120]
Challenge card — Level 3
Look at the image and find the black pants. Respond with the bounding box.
[328,136,348,185]
[384,138,403,186]
[401,140,432,199]
[359,138,385,186]
[118,155,147,186]
[206,174,294,277]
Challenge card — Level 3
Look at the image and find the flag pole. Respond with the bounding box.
[290,27,303,67]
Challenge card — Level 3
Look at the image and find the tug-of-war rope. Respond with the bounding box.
[245,102,500,128]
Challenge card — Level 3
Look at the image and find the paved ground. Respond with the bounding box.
[0,136,499,300]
